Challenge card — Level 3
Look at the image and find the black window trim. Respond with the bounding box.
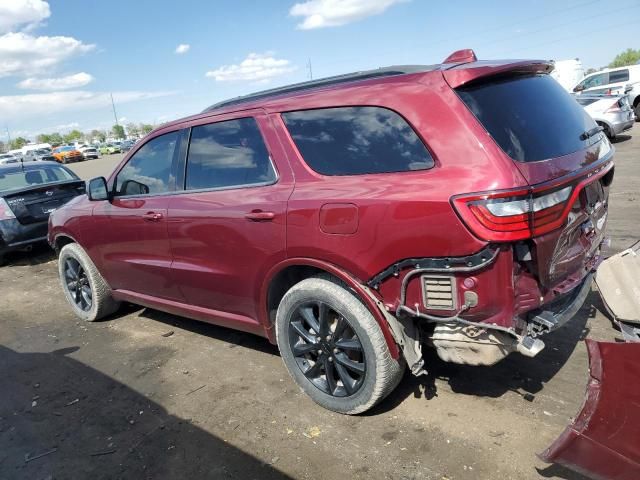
[175,116,280,195]
[112,129,185,199]
[280,104,436,177]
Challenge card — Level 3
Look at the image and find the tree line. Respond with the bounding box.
[2,123,154,151]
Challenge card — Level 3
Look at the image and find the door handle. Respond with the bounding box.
[142,211,163,221]
[245,210,275,221]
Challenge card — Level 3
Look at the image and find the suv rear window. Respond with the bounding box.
[282,106,434,175]
[457,75,598,162]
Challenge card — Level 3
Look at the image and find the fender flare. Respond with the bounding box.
[259,257,400,359]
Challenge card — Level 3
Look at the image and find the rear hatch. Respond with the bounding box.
[3,180,85,224]
[447,67,613,290]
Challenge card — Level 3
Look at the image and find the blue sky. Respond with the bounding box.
[1,0,638,140]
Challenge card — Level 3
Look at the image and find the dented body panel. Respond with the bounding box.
[540,340,640,479]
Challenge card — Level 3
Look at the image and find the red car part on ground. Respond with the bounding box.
[540,339,640,479]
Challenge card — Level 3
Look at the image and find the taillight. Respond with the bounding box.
[0,198,16,221]
[452,185,574,241]
[605,100,622,113]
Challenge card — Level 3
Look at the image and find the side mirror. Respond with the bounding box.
[573,84,584,93]
[87,177,109,201]
[121,179,149,196]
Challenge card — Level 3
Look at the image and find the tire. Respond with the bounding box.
[275,275,404,414]
[635,104,640,122]
[58,243,120,321]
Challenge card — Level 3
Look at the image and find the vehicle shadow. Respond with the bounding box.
[1,242,56,267]
[611,134,632,144]
[372,289,596,413]
[0,345,292,480]
[135,307,280,356]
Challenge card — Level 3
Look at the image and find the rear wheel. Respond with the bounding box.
[635,103,640,122]
[58,243,120,321]
[275,275,404,414]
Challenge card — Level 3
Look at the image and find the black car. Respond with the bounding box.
[0,162,85,263]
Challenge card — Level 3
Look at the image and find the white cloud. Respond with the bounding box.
[205,52,296,82]
[0,32,94,77]
[0,0,50,34]
[290,0,407,29]
[175,43,190,54]
[17,72,93,90]
[0,90,175,121]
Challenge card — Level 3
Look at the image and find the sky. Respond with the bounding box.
[1,0,638,141]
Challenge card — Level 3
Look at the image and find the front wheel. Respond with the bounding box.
[275,275,404,414]
[58,243,120,321]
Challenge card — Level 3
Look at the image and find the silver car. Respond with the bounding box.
[574,94,634,139]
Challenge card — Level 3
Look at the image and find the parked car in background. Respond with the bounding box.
[24,148,56,162]
[21,143,53,157]
[79,146,99,160]
[574,94,635,139]
[50,50,613,415]
[52,146,84,164]
[99,144,121,155]
[573,65,640,119]
[0,153,20,165]
[0,162,84,264]
[120,140,135,152]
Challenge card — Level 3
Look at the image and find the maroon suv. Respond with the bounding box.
[49,50,613,414]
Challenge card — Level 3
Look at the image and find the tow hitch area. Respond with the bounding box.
[594,240,640,341]
[539,339,640,479]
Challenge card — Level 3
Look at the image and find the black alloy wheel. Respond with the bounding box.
[63,257,92,312]
[288,301,366,397]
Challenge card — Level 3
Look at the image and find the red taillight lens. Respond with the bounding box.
[0,198,16,221]
[452,185,573,241]
[605,101,621,113]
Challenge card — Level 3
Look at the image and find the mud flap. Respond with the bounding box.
[595,241,640,341]
[539,340,640,479]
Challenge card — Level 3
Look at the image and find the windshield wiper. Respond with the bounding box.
[580,125,604,141]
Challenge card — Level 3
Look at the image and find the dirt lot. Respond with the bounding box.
[1,130,638,480]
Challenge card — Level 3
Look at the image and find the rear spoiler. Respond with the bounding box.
[442,58,555,89]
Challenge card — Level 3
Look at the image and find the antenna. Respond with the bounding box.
[307,58,313,80]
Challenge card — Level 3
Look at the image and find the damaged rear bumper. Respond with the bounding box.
[539,340,640,479]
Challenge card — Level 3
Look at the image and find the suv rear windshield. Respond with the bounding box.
[282,106,434,175]
[456,75,598,162]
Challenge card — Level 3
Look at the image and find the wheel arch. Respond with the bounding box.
[52,233,78,252]
[261,258,400,359]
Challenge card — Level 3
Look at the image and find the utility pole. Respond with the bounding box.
[307,58,313,80]
[5,126,11,148]
[110,93,119,126]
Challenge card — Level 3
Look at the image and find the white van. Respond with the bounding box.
[21,143,52,155]
[573,65,640,120]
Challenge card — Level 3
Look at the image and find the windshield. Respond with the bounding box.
[456,74,598,162]
[0,165,77,192]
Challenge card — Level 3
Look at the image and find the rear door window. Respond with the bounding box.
[185,117,276,190]
[456,74,598,162]
[282,106,434,175]
[608,69,629,83]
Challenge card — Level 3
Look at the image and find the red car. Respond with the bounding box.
[49,50,613,414]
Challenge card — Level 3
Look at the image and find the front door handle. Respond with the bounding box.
[142,211,163,222]
[245,210,275,222]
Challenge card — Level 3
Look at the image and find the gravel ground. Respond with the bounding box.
[1,127,638,479]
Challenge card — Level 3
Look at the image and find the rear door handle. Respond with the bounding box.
[142,211,163,222]
[245,210,275,222]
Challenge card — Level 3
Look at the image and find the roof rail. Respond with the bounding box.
[203,64,437,112]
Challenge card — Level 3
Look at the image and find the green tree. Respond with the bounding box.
[585,67,597,75]
[608,48,640,68]
[125,122,140,138]
[112,124,125,139]
[8,137,28,150]
[63,129,84,144]
[90,129,107,142]
[140,123,154,135]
